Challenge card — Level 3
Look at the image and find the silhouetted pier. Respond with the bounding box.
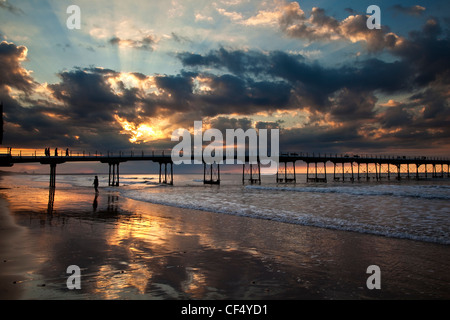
[0,150,449,187]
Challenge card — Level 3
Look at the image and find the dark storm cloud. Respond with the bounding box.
[0,41,36,93]
[1,14,449,154]
[330,89,377,121]
[1,88,131,149]
[177,16,450,152]
[48,67,121,122]
[378,104,413,129]
[199,74,293,116]
[278,124,366,153]
[0,65,137,149]
[392,18,450,86]
[177,48,272,76]
[155,73,194,102]
[178,48,410,115]
[208,117,253,131]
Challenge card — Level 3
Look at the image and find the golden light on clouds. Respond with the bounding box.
[114,115,169,143]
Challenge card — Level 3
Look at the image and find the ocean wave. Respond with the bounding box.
[245,185,450,200]
[121,189,450,245]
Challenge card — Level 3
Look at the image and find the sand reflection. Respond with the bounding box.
[2,177,449,299]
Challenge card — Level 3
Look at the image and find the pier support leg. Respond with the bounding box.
[116,163,120,186]
[306,162,310,182]
[108,163,120,186]
[351,162,354,182]
[164,163,167,184]
[203,162,220,185]
[375,163,379,181]
[49,163,56,188]
[243,162,261,184]
[293,162,296,183]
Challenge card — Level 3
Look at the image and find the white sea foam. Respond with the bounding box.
[120,178,450,245]
[28,173,450,245]
[245,184,450,200]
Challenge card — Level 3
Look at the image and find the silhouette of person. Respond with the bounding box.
[55,148,58,157]
[66,148,69,157]
[93,175,99,193]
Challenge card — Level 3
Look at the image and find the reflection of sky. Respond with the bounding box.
[2,173,450,299]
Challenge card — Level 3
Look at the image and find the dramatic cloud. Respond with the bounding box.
[175,16,450,152]
[239,1,402,52]
[1,3,449,156]
[0,41,36,93]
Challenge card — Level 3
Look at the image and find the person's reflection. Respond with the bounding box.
[47,187,55,214]
[93,193,98,212]
[107,194,119,213]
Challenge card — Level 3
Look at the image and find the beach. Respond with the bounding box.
[0,173,449,300]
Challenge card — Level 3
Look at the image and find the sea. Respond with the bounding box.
[4,172,449,246]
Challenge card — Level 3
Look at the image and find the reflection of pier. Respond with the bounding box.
[0,150,449,187]
[48,186,55,214]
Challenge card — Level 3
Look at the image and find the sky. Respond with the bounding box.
[1,0,450,173]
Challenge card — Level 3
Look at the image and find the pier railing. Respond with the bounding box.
[0,148,173,159]
[1,148,449,162]
[1,147,449,186]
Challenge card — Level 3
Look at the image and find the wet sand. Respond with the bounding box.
[0,197,36,299]
[0,185,449,300]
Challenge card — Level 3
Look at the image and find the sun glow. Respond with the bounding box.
[114,115,167,143]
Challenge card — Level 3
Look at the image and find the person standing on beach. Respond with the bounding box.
[93,176,99,193]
